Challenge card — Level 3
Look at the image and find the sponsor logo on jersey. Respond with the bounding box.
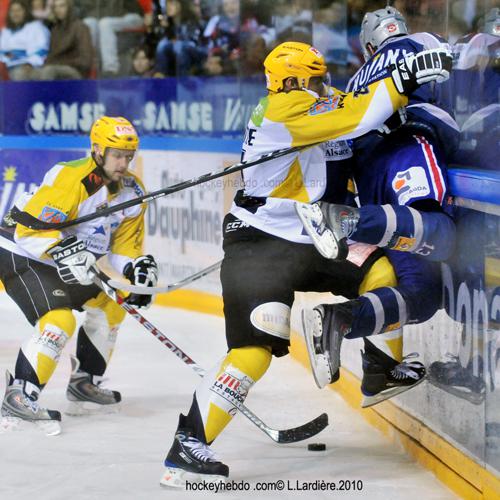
[309,95,344,115]
[39,206,67,223]
[52,289,66,297]
[348,47,412,91]
[323,140,353,160]
[391,166,430,205]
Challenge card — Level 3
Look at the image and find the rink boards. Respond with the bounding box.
[0,138,499,499]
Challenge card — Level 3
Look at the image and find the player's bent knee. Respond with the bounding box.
[226,346,272,382]
[358,256,398,295]
[38,308,76,338]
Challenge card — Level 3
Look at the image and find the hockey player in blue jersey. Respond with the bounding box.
[296,6,458,263]
[300,6,457,402]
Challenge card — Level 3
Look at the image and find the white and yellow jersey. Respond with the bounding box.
[0,156,146,275]
[231,77,406,242]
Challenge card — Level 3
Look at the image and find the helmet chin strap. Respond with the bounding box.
[302,87,320,99]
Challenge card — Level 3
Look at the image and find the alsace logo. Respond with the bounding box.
[39,206,67,223]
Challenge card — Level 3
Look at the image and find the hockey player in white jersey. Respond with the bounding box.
[299,6,458,394]
[160,40,453,487]
[0,116,158,435]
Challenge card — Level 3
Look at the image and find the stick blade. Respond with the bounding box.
[276,413,329,444]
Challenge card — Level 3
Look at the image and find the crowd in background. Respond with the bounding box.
[0,0,495,81]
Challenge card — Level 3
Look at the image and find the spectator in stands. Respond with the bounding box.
[272,0,313,44]
[31,0,53,24]
[32,0,92,80]
[154,0,206,76]
[240,0,274,45]
[0,0,50,80]
[240,32,267,76]
[313,1,358,76]
[75,0,145,77]
[129,44,157,77]
[203,0,240,75]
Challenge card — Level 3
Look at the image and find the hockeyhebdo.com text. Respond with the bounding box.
[196,178,329,191]
[185,479,364,493]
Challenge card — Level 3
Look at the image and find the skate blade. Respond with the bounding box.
[362,376,427,408]
[65,400,121,416]
[0,415,61,436]
[295,203,339,259]
[301,309,333,389]
[160,466,227,488]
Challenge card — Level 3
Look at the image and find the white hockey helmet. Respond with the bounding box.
[482,7,500,36]
[360,6,408,61]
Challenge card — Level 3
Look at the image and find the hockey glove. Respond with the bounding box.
[123,255,158,308]
[377,107,407,135]
[48,236,96,286]
[390,48,452,95]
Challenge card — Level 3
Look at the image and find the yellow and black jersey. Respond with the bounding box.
[1,156,146,274]
[232,77,407,242]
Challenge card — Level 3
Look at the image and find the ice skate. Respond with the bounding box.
[295,202,358,260]
[428,354,485,405]
[0,371,61,436]
[65,355,121,416]
[160,416,229,488]
[361,345,426,408]
[301,302,353,388]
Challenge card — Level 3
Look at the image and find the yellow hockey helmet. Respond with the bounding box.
[90,116,139,154]
[263,41,328,93]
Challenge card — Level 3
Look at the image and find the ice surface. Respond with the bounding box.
[0,294,457,499]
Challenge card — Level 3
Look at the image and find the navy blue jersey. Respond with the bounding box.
[353,133,447,208]
[346,32,459,155]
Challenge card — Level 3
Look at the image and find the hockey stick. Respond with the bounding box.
[106,260,223,295]
[90,268,328,444]
[11,145,310,231]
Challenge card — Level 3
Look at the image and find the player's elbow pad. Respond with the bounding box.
[356,205,456,261]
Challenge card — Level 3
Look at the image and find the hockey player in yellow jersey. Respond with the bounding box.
[160,41,452,487]
[0,116,158,435]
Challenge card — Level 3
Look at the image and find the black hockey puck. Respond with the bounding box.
[307,443,326,451]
